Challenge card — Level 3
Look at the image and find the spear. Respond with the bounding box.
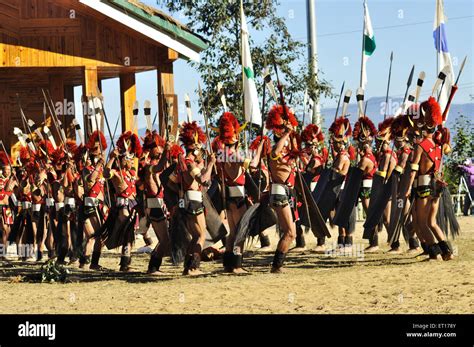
[106,115,120,159]
[384,66,415,184]
[395,65,415,116]
[273,57,312,231]
[383,51,394,120]
[431,65,449,101]
[356,87,365,118]
[404,65,415,106]
[89,96,112,206]
[257,70,267,199]
[442,55,467,122]
[414,71,426,103]
[334,81,345,122]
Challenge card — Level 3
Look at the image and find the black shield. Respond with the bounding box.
[363,174,397,239]
[295,171,331,238]
[316,170,345,222]
[333,167,364,230]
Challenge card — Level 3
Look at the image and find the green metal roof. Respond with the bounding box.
[105,0,208,52]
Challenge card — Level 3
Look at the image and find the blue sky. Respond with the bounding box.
[75,0,474,134]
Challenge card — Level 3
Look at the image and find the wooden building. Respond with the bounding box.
[0,0,207,153]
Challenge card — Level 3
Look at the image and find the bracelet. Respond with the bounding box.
[376,170,387,178]
[190,167,201,178]
[243,158,251,170]
[410,163,419,171]
[394,165,404,174]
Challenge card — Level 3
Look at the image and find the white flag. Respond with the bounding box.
[361,0,376,89]
[433,0,454,116]
[241,2,261,126]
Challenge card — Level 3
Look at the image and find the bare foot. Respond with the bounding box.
[442,253,454,261]
[232,267,249,275]
[406,247,421,254]
[429,254,443,261]
[89,264,107,271]
[147,270,169,276]
[313,245,326,254]
[290,246,306,253]
[183,268,206,276]
[387,248,402,254]
[364,246,380,253]
[270,266,284,274]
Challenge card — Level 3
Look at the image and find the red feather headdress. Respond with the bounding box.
[169,144,184,159]
[0,151,11,167]
[329,117,352,143]
[19,146,33,163]
[86,130,107,151]
[353,116,377,143]
[36,139,55,161]
[377,117,395,141]
[390,116,409,140]
[265,105,298,136]
[420,97,442,129]
[142,130,165,151]
[301,124,324,144]
[249,135,271,155]
[218,112,244,144]
[117,131,143,158]
[50,146,66,165]
[179,121,206,149]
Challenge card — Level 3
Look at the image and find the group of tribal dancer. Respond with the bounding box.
[0,64,462,276]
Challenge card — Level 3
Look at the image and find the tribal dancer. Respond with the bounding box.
[318,116,352,253]
[10,147,35,260]
[169,121,216,275]
[387,113,421,254]
[0,151,16,259]
[214,112,257,274]
[101,131,142,271]
[141,130,170,275]
[31,140,53,261]
[80,131,108,269]
[299,124,327,251]
[407,97,454,261]
[249,135,272,251]
[265,104,299,273]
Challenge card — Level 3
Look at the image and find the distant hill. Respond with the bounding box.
[319,97,473,130]
[104,99,473,146]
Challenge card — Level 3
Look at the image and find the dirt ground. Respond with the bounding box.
[0,217,473,314]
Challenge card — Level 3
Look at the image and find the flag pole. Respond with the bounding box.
[437,0,440,75]
[360,0,366,88]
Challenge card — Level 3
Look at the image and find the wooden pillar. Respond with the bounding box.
[120,73,137,133]
[157,62,178,140]
[49,74,65,143]
[82,66,99,138]
[64,85,75,140]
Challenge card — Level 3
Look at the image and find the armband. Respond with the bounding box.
[410,164,419,171]
[243,158,251,170]
[270,151,281,161]
[394,165,404,174]
[190,167,201,178]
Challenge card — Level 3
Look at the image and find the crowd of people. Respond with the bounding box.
[0,91,461,277]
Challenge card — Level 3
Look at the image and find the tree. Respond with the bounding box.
[167,0,332,126]
[444,114,474,192]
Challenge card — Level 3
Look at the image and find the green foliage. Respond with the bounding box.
[444,114,474,191]
[41,259,70,283]
[167,0,333,125]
